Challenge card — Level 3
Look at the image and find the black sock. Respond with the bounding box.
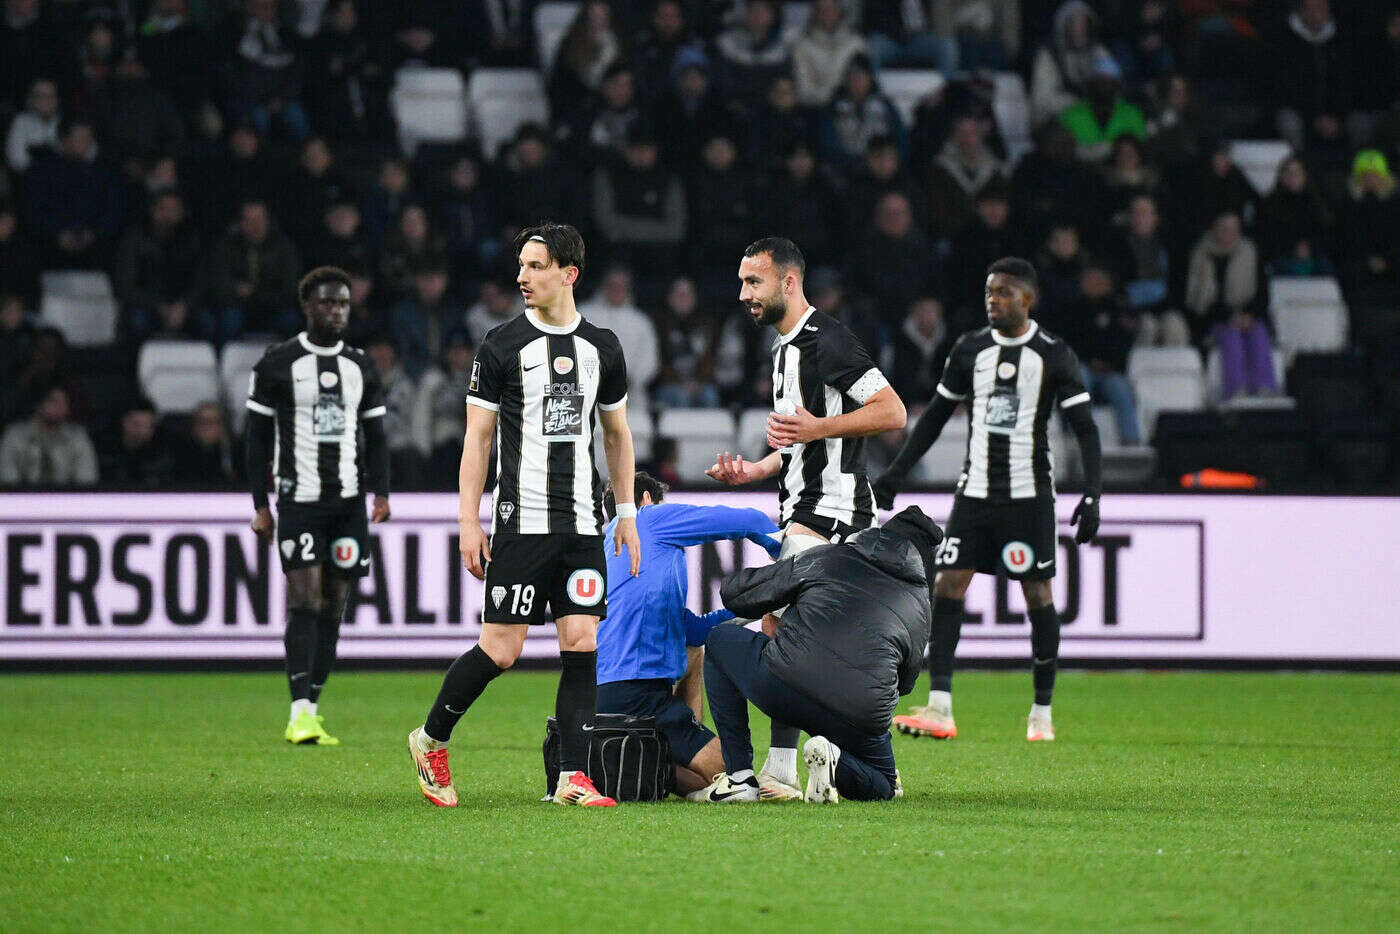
[1028,604,1060,706]
[556,651,597,774]
[929,597,965,694]
[424,645,503,741]
[308,612,341,704]
[769,723,800,753]
[284,608,317,702]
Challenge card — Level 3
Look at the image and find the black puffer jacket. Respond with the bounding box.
[719,523,936,734]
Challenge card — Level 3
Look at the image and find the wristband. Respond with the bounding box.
[615,502,637,519]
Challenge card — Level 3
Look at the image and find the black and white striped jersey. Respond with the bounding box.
[772,307,890,530]
[246,332,387,503]
[935,321,1089,501]
[468,309,628,536]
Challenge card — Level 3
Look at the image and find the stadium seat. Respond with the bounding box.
[991,72,1033,163]
[137,340,220,415]
[1126,346,1202,382]
[1230,139,1291,195]
[913,413,969,485]
[628,407,654,463]
[534,1,577,70]
[1133,371,1207,437]
[1090,405,1122,450]
[390,67,468,156]
[1204,348,1289,407]
[39,270,118,347]
[656,409,735,482]
[879,70,947,127]
[736,407,770,460]
[1270,303,1349,357]
[466,69,549,159]
[220,339,275,433]
[781,2,810,32]
[1269,276,1343,307]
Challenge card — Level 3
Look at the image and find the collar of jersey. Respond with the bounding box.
[298,332,344,356]
[525,308,581,334]
[775,306,817,345]
[991,320,1039,346]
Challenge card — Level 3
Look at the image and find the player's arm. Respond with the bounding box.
[649,503,781,554]
[706,449,781,486]
[458,402,495,579]
[874,335,973,508]
[1057,350,1102,544]
[767,331,905,447]
[245,359,276,538]
[360,357,391,523]
[720,551,814,619]
[683,607,736,647]
[598,404,641,576]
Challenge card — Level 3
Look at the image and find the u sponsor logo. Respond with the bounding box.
[1001,541,1034,574]
[566,569,604,606]
[331,536,360,569]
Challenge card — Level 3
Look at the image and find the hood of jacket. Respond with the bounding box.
[845,526,928,586]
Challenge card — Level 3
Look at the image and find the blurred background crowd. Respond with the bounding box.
[1,0,1398,491]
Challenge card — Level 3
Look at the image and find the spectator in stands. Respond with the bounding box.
[1,327,80,429]
[714,0,794,103]
[1059,54,1146,163]
[793,0,866,107]
[713,308,770,408]
[465,278,523,345]
[1109,0,1174,97]
[0,200,38,305]
[924,113,1004,241]
[89,47,186,172]
[936,0,1020,72]
[1257,155,1334,271]
[195,124,279,234]
[412,327,473,488]
[380,203,448,303]
[5,77,59,174]
[376,0,467,70]
[303,199,372,273]
[222,0,311,140]
[582,63,644,163]
[847,133,926,237]
[686,133,760,287]
[431,154,497,281]
[1103,136,1160,223]
[634,0,699,103]
[579,265,660,413]
[102,397,173,489]
[1339,149,1400,305]
[496,124,572,231]
[1036,222,1088,322]
[946,182,1018,325]
[115,190,204,342]
[1356,9,1400,153]
[1186,211,1278,399]
[548,0,621,118]
[305,0,391,140]
[1119,194,1189,347]
[0,294,37,418]
[71,13,121,117]
[862,0,957,73]
[171,400,238,488]
[1183,139,1258,236]
[845,191,938,340]
[283,137,354,253]
[361,156,415,249]
[743,73,813,174]
[591,124,687,276]
[137,0,213,130]
[391,261,466,379]
[365,332,424,489]
[886,296,950,404]
[20,119,123,267]
[819,54,907,170]
[653,276,720,410]
[0,0,58,114]
[200,198,301,339]
[1063,263,1142,444]
[1274,0,1353,156]
[657,47,738,171]
[1010,121,1107,244]
[763,140,843,270]
[342,263,379,346]
[1030,1,1110,127]
[0,386,98,488]
[1147,74,1205,170]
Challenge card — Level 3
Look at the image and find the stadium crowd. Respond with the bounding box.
[1,0,1398,491]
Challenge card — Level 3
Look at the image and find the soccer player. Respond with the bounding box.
[873,257,1102,742]
[408,223,641,808]
[706,237,906,798]
[596,472,783,797]
[246,265,391,746]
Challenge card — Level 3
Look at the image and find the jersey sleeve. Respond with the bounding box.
[935,336,973,401]
[245,353,277,418]
[596,331,628,411]
[359,354,387,419]
[466,335,505,412]
[814,326,889,403]
[1053,342,1091,410]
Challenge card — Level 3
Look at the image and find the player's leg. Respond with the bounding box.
[306,504,368,743]
[681,737,725,797]
[693,624,765,801]
[550,613,615,806]
[804,730,900,804]
[283,565,323,743]
[1014,498,1062,741]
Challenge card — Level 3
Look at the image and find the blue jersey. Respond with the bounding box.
[599,503,781,684]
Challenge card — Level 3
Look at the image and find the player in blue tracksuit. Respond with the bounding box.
[600,472,782,795]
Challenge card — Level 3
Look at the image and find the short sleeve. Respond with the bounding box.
[597,332,628,411]
[814,326,888,402]
[935,337,972,401]
[359,354,387,419]
[245,353,277,417]
[467,336,504,411]
[1054,343,1091,409]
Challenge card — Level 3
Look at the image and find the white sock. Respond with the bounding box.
[1030,703,1052,718]
[419,726,447,748]
[928,690,953,714]
[729,769,754,783]
[290,698,313,720]
[307,702,317,717]
[761,746,798,783]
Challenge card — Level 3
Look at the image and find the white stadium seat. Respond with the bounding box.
[1270,303,1349,357]
[137,340,220,414]
[628,407,654,463]
[39,270,118,347]
[534,2,578,70]
[467,68,549,159]
[1091,405,1122,450]
[220,339,275,433]
[1269,276,1343,306]
[991,71,1032,163]
[657,408,735,482]
[1134,371,1206,437]
[736,408,770,461]
[1230,139,1291,195]
[391,67,467,156]
[879,69,947,127]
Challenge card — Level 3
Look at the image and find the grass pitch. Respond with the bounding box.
[2,670,1396,932]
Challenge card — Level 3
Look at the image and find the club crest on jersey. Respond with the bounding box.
[567,569,604,606]
[331,536,360,568]
[583,358,597,379]
[319,370,339,388]
[1002,541,1034,574]
[491,586,506,608]
[553,356,574,375]
[498,500,514,522]
[997,362,1017,380]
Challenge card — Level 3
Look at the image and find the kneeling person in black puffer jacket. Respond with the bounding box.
[698,506,940,803]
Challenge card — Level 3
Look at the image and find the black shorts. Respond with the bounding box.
[787,509,873,544]
[276,497,371,578]
[596,678,716,767]
[938,495,1058,581]
[483,533,607,625]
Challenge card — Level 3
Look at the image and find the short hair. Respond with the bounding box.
[298,266,352,304]
[515,222,586,277]
[743,237,806,278]
[603,471,669,519]
[987,257,1039,295]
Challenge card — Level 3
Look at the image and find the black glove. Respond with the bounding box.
[1070,495,1100,544]
[872,470,901,511]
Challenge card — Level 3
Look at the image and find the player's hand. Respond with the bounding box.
[371,495,390,523]
[872,470,902,511]
[767,406,825,448]
[250,507,274,540]
[706,451,756,486]
[615,516,641,577]
[1071,495,1100,544]
[459,518,491,580]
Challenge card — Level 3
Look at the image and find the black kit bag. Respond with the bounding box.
[543,714,675,801]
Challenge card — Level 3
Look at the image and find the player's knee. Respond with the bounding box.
[287,590,324,615]
[1022,581,1054,609]
[479,640,521,669]
[933,570,972,599]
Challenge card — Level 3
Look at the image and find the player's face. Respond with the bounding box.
[305,281,351,334]
[984,273,1033,330]
[738,254,786,326]
[517,240,576,310]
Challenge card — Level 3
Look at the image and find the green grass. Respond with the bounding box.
[1,671,1397,932]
